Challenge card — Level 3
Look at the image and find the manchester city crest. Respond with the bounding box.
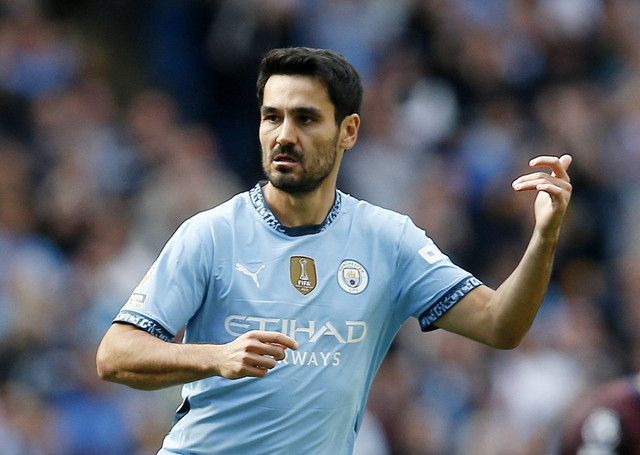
[337,260,368,294]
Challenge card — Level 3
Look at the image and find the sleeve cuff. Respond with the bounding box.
[418,276,483,332]
[113,309,175,342]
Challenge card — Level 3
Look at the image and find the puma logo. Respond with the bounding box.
[235,263,265,288]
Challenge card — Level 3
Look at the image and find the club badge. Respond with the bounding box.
[337,260,368,294]
[290,256,317,295]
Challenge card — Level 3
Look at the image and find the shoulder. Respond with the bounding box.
[339,191,411,234]
[162,190,249,248]
[339,192,433,256]
[185,190,250,229]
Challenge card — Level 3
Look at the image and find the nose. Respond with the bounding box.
[276,117,297,146]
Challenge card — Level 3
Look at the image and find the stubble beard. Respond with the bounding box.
[262,135,339,195]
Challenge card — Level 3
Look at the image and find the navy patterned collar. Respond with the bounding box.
[249,182,341,237]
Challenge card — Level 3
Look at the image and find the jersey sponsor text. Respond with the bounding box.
[224,314,367,344]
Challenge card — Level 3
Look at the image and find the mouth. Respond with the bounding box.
[274,154,297,163]
[272,149,301,168]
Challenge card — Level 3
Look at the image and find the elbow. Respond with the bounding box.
[95,347,149,390]
[491,337,523,350]
[95,340,164,391]
[95,343,119,382]
[488,329,526,350]
[485,308,531,350]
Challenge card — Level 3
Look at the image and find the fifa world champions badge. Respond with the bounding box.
[290,256,317,295]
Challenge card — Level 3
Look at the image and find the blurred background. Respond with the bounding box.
[1,0,639,454]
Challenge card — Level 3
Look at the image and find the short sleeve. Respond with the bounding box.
[113,219,213,341]
[394,218,482,331]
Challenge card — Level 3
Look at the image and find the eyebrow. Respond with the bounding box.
[260,106,323,117]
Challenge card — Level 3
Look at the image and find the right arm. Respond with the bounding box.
[96,322,298,390]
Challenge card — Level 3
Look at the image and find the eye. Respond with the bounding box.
[263,114,280,123]
[299,116,313,125]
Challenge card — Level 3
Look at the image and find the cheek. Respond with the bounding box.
[259,124,277,144]
[258,129,269,148]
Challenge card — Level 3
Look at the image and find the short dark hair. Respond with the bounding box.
[256,47,363,124]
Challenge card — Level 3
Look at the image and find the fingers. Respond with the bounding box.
[511,172,572,193]
[559,154,573,173]
[223,331,298,379]
[253,330,299,351]
[511,154,573,192]
[510,155,573,237]
[528,154,572,180]
[242,331,297,358]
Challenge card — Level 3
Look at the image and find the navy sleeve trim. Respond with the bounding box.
[418,276,483,332]
[113,309,175,342]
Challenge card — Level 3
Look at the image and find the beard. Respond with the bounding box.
[262,134,339,195]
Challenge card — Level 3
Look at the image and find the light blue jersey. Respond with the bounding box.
[114,183,482,455]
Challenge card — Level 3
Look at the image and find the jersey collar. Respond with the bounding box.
[249,182,341,237]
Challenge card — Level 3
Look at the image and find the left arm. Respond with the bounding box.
[434,155,573,349]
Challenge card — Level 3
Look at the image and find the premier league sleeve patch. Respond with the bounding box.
[337,260,369,294]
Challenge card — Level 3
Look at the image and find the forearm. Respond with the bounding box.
[436,154,571,348]
[96,322,297,390]
[486,154,572,346]
[488,229,558,347]
[96,323,219,390]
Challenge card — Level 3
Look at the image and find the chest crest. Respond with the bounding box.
[290,256,317,295]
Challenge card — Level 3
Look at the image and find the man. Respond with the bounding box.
[557,373,640,454]
[96,47,572,454]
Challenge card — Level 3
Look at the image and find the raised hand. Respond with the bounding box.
[512,154,573,239]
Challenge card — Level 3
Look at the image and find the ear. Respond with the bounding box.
[339,114,360,151]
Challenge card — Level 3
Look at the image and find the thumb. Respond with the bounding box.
[559,154,572,171]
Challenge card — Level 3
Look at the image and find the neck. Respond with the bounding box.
[262,181,336,227]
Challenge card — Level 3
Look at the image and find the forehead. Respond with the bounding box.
[262,75,334,114]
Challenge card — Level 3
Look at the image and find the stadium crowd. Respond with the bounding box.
[1,0,639,453]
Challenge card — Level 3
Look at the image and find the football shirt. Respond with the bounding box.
[114,183,482,454]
